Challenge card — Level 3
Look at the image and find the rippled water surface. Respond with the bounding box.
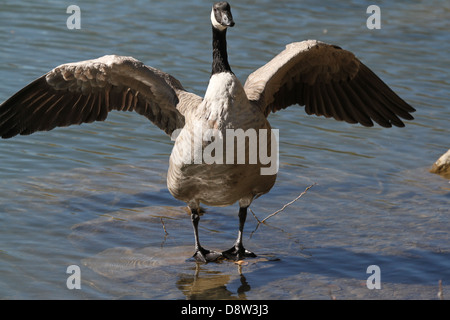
[1,0,449,299]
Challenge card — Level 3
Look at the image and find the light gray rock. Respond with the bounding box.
[430,149,450,177]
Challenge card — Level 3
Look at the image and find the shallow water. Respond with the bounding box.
[0,0,449,299]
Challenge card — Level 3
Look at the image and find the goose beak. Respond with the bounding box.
[222,14,235,27]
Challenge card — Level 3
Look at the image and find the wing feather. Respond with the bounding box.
[0,55,201,139]
[244,40,415,127]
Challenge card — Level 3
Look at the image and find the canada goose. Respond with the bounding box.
[0,2,415,262]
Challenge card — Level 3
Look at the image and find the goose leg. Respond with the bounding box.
[190,207,222,263]
[222,206,256,260]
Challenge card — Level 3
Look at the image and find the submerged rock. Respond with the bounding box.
[430,149,450,178]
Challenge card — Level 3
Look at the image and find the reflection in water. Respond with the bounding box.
[177,264,251,300]
[81,243,266,299]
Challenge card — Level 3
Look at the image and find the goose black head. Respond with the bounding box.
[211,2,235,31]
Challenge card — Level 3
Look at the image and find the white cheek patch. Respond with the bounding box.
[211,8,226,31]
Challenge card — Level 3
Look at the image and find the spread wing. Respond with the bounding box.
[0,55,202,138]
[244,40,415,127]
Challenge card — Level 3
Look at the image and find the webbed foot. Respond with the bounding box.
[192,247,223,263]
[222,245,256,261]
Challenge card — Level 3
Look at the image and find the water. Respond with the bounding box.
[0,0,449,300]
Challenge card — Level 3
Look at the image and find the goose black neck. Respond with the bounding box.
[211,27,233,75]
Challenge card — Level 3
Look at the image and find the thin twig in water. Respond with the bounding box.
[250,183,316,235]
[260,183,316,224]
[160,217,169,236]
[249,207,261,224]
[160,217,169,248]
[249,207,288,239]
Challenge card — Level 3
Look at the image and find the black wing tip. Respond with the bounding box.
[369,110,416,128]
[392,101,416,127]
[407,104,417,113]
[0,128,20,139]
